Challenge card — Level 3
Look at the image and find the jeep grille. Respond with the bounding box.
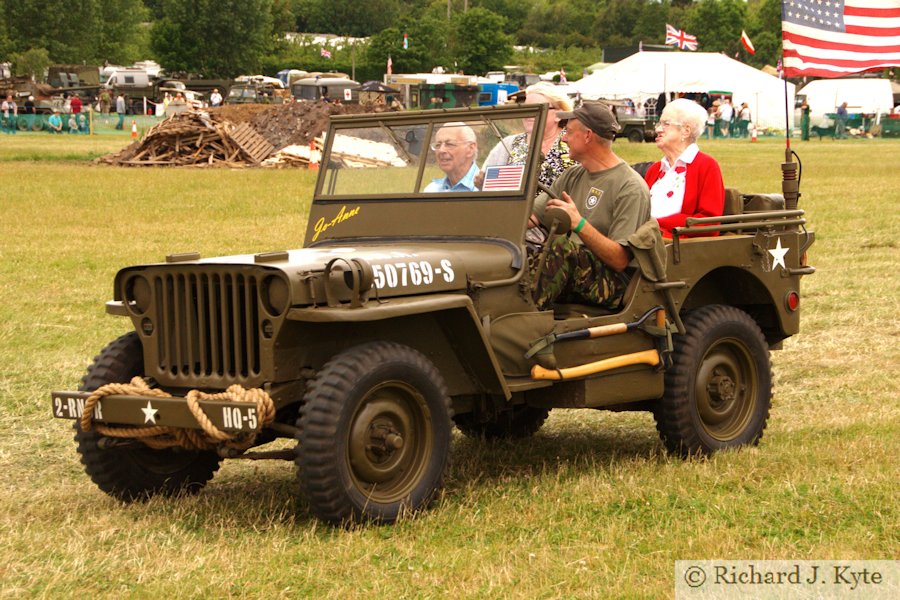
[150,270,262,381]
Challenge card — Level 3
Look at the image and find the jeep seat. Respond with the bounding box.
[723,187,743,216]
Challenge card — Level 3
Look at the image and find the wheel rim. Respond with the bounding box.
[694,336,758,441]
[346,380,433,503]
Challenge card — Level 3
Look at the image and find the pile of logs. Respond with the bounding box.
[97,111,274,167]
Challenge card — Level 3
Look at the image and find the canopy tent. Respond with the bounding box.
[572,52,795,130]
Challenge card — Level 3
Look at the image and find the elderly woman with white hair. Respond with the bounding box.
[643,98,725,238]
[484,81,577,189]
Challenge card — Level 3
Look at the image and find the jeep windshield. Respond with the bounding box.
[307,105,547,245]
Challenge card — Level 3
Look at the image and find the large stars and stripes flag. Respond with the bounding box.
[665,24,698,51]
[482,165,525,191]
[781,0,900,77]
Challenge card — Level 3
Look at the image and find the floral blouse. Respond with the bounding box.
[506,132,576,189]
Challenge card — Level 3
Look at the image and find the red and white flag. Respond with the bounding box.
[665,24,698,51]
[741,30,756,54]
[320,47,332,59]
[781,0,900,77]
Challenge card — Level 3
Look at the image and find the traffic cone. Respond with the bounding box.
[309,139,320,170]
[131,119,138,139]
[750,124,757,142]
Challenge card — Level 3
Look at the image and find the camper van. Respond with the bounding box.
[291,77,360,103]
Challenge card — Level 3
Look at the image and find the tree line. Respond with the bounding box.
[1,0,784,81]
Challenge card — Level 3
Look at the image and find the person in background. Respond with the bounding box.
[530,102,650,310]
[99,88,112,120]
[23,95,36,130]
[209,88,223,107]
[706,106,716,140]
[717,98,734,138]
[70,94,83,115]
[2,94,17,134]
[483,81,577,191]
[643,98,724,238]
[800,99,811,141]
[737,102,751,138]
[835,101,849,139]
[423,122,479,192]
[47,108,63,133]
[115,93,126,130]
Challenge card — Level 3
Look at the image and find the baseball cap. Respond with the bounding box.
[556,101,620,140]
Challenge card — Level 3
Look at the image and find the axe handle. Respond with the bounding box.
[530,349,660,380]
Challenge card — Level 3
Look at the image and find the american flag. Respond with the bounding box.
[320,47,332,59]
[665,24,698,51]
[782,0,900,77]
[482,165,525,191]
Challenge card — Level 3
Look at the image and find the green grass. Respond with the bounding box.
[0,135,898,598]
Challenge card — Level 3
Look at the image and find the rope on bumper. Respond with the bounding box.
[80,376,275,451]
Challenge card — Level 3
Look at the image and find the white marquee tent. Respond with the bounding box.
[572,52,796,131]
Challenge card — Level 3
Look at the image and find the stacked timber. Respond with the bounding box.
[97,111,274,167]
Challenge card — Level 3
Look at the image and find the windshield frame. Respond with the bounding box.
[313,104,547,203]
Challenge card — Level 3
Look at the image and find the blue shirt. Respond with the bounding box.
[424,162,480,193]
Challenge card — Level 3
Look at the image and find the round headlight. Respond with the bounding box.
[124,275,152,314]
[262,275,289,317]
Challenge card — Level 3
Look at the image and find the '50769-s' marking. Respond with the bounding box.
[372,259,454,289]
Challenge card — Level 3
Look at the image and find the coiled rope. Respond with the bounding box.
[80,377,275,451]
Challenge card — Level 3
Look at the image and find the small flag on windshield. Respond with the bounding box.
[482,165,525,191]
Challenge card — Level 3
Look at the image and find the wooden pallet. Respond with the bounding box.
[230,122,275,164]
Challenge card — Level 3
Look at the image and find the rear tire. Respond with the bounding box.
[654,305,771,456]
[296,342,452,524]
[454,405,550,440]
[626,128,644,143]
[75,332,221,501]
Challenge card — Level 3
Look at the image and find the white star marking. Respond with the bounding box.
[769,238,789,271]
[141,400,159,424]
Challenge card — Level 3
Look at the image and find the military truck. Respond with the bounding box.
[617,114,658,142]
[51,105,815,524]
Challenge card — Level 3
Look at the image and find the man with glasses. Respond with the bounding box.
[423,122,479,192]
[530,102,650,310]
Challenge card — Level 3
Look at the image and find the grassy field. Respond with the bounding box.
[0,133,897,598]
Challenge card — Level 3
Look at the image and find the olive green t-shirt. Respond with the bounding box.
[533,161,650,247]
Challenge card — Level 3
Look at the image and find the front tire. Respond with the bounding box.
[654,305,772,456]
[296,342,452,524]
[75,332,221,501]
[626,128,644,143]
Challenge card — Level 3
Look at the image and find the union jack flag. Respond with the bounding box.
[665,24,698,51]
[482,165,525,191]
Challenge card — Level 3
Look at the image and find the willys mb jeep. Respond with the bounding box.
[51,105,815,524]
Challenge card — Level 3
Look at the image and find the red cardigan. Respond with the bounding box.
[644,151,725,237]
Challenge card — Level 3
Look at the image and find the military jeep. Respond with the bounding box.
[52,104,815,524]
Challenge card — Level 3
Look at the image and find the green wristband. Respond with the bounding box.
[574,217,586,233]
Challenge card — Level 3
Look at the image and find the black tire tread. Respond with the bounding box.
[75,332,221,501]
[654,305,771,457]
[454,405,550,440]
[296,341,452,524]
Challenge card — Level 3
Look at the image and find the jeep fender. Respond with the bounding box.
[677,266,796,344]
[285,294,510,399]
